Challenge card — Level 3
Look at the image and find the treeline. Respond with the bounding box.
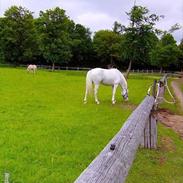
[0,5,182,72]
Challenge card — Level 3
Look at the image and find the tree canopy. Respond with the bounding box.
[0,6,38,64]
[36,7,72,70]
[0,5,182,71]
[150,33,182,71]
[120,6,161,77]
[93,30,122,66]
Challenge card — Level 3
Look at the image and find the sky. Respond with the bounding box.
[0,0,182,43]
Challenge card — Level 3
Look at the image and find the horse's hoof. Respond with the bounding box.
[83,101,87,104]
[112,100,116,104]
[96,101,100,104]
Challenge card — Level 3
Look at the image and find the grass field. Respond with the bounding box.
[0,67,183,183]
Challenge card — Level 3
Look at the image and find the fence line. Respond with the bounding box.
[74,75,172,183]
[33,66,182,75]
[0,65,174,182]
[74,96,155,183]
[0,63,182,76]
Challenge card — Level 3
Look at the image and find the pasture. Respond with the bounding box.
[0,68,183,182]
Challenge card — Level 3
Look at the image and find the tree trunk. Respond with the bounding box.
[160,67,163,73]
[52,62,55,71]
[125,60,132,79]
[110,55,113,65]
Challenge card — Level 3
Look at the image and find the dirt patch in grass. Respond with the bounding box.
[156,108,183,139]
[171,78,183,110]
[117,102,137,111]
[158,155,167,166]
[125,103,137,110]
[160,136,176,152]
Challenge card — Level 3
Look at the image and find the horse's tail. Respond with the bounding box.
[86,71,93,94]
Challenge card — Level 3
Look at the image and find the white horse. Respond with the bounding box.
[27,64,37,74]
[84,68,128,104]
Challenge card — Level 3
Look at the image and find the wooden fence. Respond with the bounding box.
[74,75,170,183]
[33,65,181,75]
[0,64,182,77]
[0,63,180,75]
[74,96,156,183]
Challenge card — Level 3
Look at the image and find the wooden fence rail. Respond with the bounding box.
[0,67,175,182]
[74,96,155,183]
[75,74,173,183]
[155,74,168,106]
[0,64,182,77]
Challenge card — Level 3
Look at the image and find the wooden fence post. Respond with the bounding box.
[140,109,157,149]
[140,80,157,149]
[75,96,155,183]
[4,173,10,183]
[152,80,157,98]
[150,110,157,149]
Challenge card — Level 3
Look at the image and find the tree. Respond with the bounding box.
[113,21,125,34]
[150,33,181,72]
[93,30,122,67]
[69,23,93,66]
[0,18,5,63]
[36,7,72,70]
[0,6,38,65]
[121,6,161,78]
[178,39,183,70]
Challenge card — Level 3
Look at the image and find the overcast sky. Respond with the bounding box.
[0,0,182,43]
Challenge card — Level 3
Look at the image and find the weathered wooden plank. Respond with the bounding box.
[75,96,155,183]
[150,113,157,149]
[140,111,157,149]
[159,74,168,84]
[155,74,167,106]
[139,131,145,148]
[144,119,150,148]
[152,80,157,98]
[4,173,10,183]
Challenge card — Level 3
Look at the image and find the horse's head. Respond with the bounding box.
[122,89,128,101]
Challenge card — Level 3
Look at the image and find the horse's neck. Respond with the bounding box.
[119,75,127,91]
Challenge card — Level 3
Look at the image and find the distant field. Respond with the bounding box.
[0,67,182,183]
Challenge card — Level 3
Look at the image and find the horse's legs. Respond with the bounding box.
[112,84,118,104]
[84,88,88,104]
[94,84,100,104]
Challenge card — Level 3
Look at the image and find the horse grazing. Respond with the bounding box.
[84,68,128,104]
[27,64,37,74]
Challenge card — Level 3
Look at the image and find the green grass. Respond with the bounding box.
[160,79,183,114]
[126,76,183,183]
[126,123,183,183]
[0,68,183,182]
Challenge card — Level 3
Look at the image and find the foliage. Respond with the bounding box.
[93,30,122,66]
[36,7,72,70]
[168,23,182,33]
[113,21,125,34]
[178,39,183,70]
[120,6,160,77]
[150,33,181,71]
[0,6,38,64]
[0,5,181,70]
[70,24,93,66]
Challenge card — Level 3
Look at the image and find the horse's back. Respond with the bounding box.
[87,68,104,83]
[33,65,37,69]
[27,64,37,73]
[87,68,124,85]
